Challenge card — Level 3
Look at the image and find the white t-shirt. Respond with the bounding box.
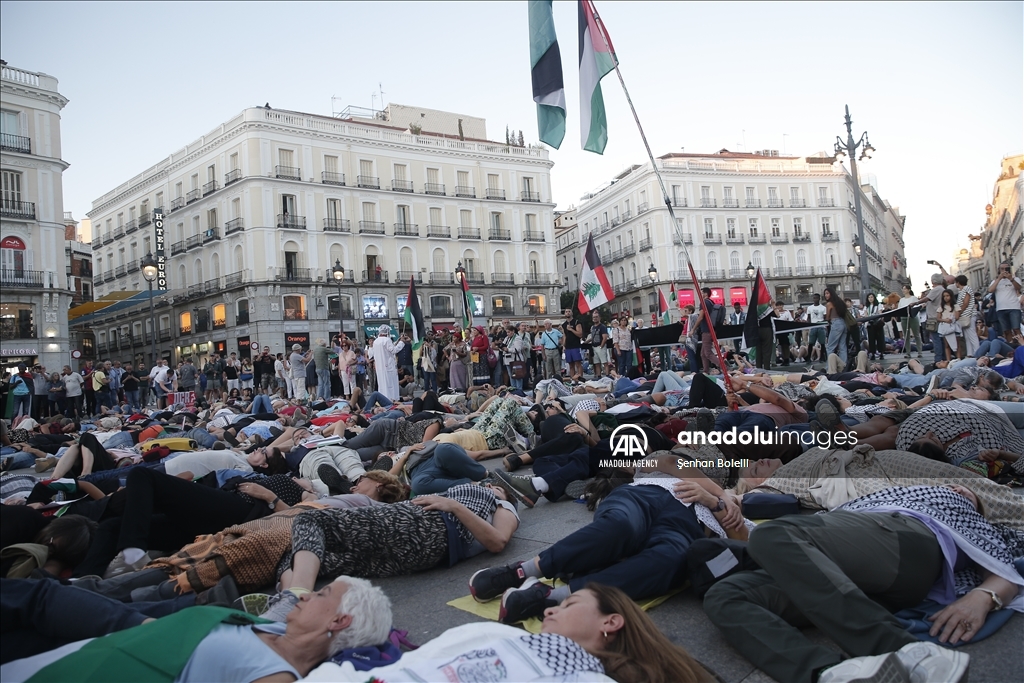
[62,372,84,397]
[149,365,169,384]
[805,304,826,323]
[162,451,252,478]
[992,275,1022,311]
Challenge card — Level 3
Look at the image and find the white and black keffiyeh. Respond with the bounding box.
[442,483,499,544]
[517,634,604,676]
[894,399,1024,462]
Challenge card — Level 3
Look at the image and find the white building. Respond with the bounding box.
[565,150,908,318]
[75,104,557,364]
[958,155,1023,291]
[1,62,72,372]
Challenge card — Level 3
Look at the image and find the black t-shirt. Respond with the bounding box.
[122,374,139,391]
[224,363,239,380]
[562,319,582,349]
[588,323,607,347]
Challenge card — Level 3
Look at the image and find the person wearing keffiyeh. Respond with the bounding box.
[704,485,1023,683]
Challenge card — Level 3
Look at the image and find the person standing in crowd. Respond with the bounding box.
[80,360,95,416]
[91,361,112,414]
[588,312,611,377]
[611,316,633,377]
[561,308,584,382]
[239,356,254,392]
[371,325,407,400]
[135,362,150,408]
[988,261,1022,341]
[396,335,415,385]
[538,318,563,379]
[61,364,84,418]
[469,325,491,387]
[504,321,532,393]
[936,288,960,362]
[312,338,332,401]
[288,343,312,402]
[824,286,849,367]
[954,274,979,358]
[223,352,241,394]
[254,345,275,395]
[690,288,722,374]
[121,362,140,413]
[729,302,746,326]
[148,358,169,409]
[274,352,288,398]
[862,293,885,360]
[177,357,197,404]
[920,273,947,355]
[897,284,923,358]
[774,302,793,366]
[202,354,223,404]
[420,334,438,393]
[336,337,356,399]
[31,365,49,421]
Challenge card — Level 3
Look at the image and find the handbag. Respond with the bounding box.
[937,321,956,336]
[923,319,939,333]
[486,348,498,369]
[509,347,528,379]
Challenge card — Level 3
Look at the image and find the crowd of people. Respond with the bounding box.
[1,263,1022,683]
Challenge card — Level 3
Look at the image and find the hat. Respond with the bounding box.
[292,344,302,350]
[378,324,391,336]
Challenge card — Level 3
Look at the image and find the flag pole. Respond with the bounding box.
[590,1,731,384]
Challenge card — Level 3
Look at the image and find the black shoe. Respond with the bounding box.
[499,578,556,624]
[317,463,351,495]
[493,470,540,508]
[469,562,526,602]
[690,408,715,433]
[564,479,592,500]
[814,399,840,432]
[503,453,523,472]
[369,455,393,472]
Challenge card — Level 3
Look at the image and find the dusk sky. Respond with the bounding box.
[2,1,1020,290]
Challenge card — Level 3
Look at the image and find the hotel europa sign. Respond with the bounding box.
[154,209,168,291]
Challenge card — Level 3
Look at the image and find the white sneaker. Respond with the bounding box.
[896,642,969,683]
[103,550,153,579]
[818,653,909,683]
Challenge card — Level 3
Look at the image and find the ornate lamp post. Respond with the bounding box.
[141,253,159,366]
[833,105,875,304]
[332,259,346,339]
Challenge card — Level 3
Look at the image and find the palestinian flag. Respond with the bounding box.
[460,273,475,330]
[659,288,671,325]
[579,0,616,154]
[577,233,614,313]
[529,0,566,148]
[742,268,773,349]
[669,282,678,309]
[403,277,425,357]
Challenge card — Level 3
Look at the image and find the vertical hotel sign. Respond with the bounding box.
[153,209,167,290]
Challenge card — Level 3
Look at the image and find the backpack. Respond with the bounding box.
[706,303,725,329]
[486,348,499,369]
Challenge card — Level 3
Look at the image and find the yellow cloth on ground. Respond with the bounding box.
[447,580,684,634]
[434,430,489,452]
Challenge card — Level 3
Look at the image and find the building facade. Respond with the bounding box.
[564,150,908,318]
[1,62,73,372]
[76,104,557,365]
[957,155,1023,292]
[64,212,94,308]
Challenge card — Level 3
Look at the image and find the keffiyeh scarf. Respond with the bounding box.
[441,483,499,544]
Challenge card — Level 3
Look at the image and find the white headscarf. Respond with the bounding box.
[377,324,391,336]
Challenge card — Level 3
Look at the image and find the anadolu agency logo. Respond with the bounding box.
[600,424,661,469]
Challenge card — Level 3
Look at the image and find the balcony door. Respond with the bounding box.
[281,194,296,217]
[284,251,299,280]
[0,235,28,277]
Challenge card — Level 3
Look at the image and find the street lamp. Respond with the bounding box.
[834,105,874,305]
[647,264,658,281]
[455,261,467,323]
[847,260,857,274]
[332,259,346,340]
[141,253,158,367]
[745,262,756,279]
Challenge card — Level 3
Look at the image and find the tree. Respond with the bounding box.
[517,130,525,147]
[505,125,510,145]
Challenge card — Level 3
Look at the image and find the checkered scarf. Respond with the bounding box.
[440,483,499,544]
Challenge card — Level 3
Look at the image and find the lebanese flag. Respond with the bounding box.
[529,0,566,148]
[577,233,614,313]
[578,0,616,154]
[659,288,671,325]
[742,268,773,349]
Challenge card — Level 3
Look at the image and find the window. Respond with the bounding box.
[704,218,714,237]
[700,186,710,200]
[324,155,338,174]
[400,246,413,273]
[797,249,808,268]
[362,295,389,319]
[707,251,718,271]
[282,194,297,216]
[105,219,112,237]
[0,235,28,276]
[128,206,136,221]
[432,248,445,273]
[487,173,500,190]
[0,109,20,136]
[790,187,800,201]
[492,295,512,314]
[1,170,22,203]
[207,208,217,231]
[283,294,307,320]
[230,153,239,171]
[190,174,199,191]
[130,242,137,261]
[155,192,163,209]
[396,205,411,225]
[394,164,407,180]
[745,187,756,201]
[427,168,440,186]
[430,294,453,316]
[174,182,182,199]
[526,294,546,315]
[768,187,779,204]
[774,250,786,269]
[825,248,836,266]
[118,248,125,266]
[624,198,630,214]
[723,186,734,200]
[522,176,534,193]
[231,198,240,219]
[429,207,442,226]
[818,187,829,202]
[748,218,759,236]
[730,250,740,269]
[212,303,226,329]
[359,159,374,177]
[143,237,151,254]
[494,250,507,273]
[207,164,216,183]
[192,216,200,237]
[793,217,803,235]
[279,149,294,168]
[640,190,647,206]
[361,202,376,222]
[821,217,832,234]
[615,235,622,251]
[179,311,192,334]
[457,170,470,187]
[752,250,763,268]
[771,218,781,236]
[726,218,737,238]
[140,200,149,217]
[459,209,472,227]
[117,213,124,228]
[327,198,341,220]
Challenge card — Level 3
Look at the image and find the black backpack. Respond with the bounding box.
[710,303,726,328]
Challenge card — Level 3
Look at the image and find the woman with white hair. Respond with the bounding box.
[0,575,393,683]
[370,325,408,401]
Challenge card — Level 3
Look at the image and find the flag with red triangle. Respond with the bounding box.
[658,288,671,325]
[743,268,773,349]
[577,233,614,313]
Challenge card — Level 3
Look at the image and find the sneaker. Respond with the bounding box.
[369,455,394,472]
[469,562,526,602]
[238,592,270,615]
[34,455,57,473]
[259,589,302,622]
[565,479,592,500]
[493,470,540,508]
[503,453,524,472]
[103,550,153,580]
[815,399,841,431]
[499,577,556,624]
[317,464,351,495]
[504,427,527,454]
[818,652,909,683]
[690,408,715,433]
[895,642,969,683]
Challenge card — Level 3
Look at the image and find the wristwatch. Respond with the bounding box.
[268,496,281,509]
[711,497,726,512]
[970,587,1003,611]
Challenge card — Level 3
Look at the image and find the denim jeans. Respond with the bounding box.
[714,411,778,433]
[422,371,438,393]
[826,318,848,364]
[11,393,31,418]
[653,371,688,393]
[124,389,140,413]
[250,393,274,414]
[1,450,36,470]
[975,338,1014,358]
[997,308,1022,336]
[317,368,331,401]
[410,443,487,495]
[363,391,393,411]
[616,350,633,377]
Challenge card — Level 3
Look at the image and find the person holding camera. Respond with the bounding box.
[988,261,1022,342]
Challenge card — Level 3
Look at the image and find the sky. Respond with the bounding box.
[2,1,1021,291]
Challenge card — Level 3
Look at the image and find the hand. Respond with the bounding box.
[928,590,992,644]
[672,480,715,507]
[410,494,458,512]
[238,482,274,502]
[564,423,588,436]
[721,495,744,531]
[929,388,951,400]
[979,449,1019,463]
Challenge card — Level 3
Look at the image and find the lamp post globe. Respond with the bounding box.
[332,259,345,340]
[745,262,756,279]
[847,260,857,274]
[647,264,658,281]
[140,252,159,367]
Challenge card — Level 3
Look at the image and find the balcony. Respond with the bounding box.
[722,199,739,208]
[458,227,481,240]
[796,266,815,276]
[203,227,221,243]
[170,240,186,255]
[821,231,839,242]
[124,218,138,234]
[324,218,351,233]
[127,259,139,273]
[321,171,345,186]
[725,234,745,244]
[636,238,651,251]
[672,233,694,245]
[392,179,414,193]
[170,197,185,211]
[767,200,784,208]
[622,243,636,257]
[275,165,302,180]
[91,237,102,249]
[637,201,649,214]
[224,271,246,288]
[0,200,35,219]
[770,232,789,244]
[430,304,454,318]
[702,233,722,245]
[424,183,445,196]
[159,329,172,341]
[357,175,380,189]
[748,234,767,244]
[225,217,244,235]
[606,248,623,263]
[485,188,506,200]
[699,198,716,208]
[704,269,725,280]
[823,265,846,275]
[275,267,312,282]
[673,198,688,207]
[745,199,761,208]
[0,133,31,154]
[186,189,201,204]
[521,190,540,202]
[793,233,811,243]
[728,268,747,279]
[325,269,354,284]
[114,264,126,277]
[818,198,835,207]
[277,214,307,230]
[488,228,511,241]
[427,225,451,238]
[212,316,227,330]
[185,235,202,250]
[396,271,422,283]
[96,342,107,355]
[225,169,242,186]
[774,267,793,277]
[0,269,44,288]
[393,223,419,237]
[101,269,114,282]
[789,199,806,208]
[598,222,610,233]
[429,272,454,285]
[613,282,631,296]
[284,309,309,321]
[524,230,545,241]
[358,220,385,235]
[524,274,555,285]
[464,272,485,286]
[455,185,476,198]
[492,273,515,285]
[203,180,219,196]
[139,213,152,227]
[610,216,621,227]
[363,269,390,283]
[114,226,124,239]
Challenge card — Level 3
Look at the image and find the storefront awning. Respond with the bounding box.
[68,290,164,327]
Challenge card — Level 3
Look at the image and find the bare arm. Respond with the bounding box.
[411,496,518,553]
